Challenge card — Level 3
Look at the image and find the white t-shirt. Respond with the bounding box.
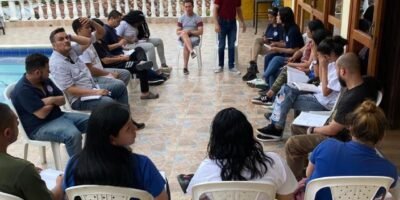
[313,62,341,110]
[80,34,103,70]
[115,21,139,44]
[186,152,297,196]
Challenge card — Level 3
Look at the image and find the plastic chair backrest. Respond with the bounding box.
[191,181,277,200]
[304,176,394,200]
[3,83,32,142]
[376,90,383,106]
[0,191,23,200]
[65,185,154,200]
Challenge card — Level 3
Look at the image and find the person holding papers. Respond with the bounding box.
[11,53,88,157]
[48,27,145,129]
[256,36,347,142]
[0,103,63,200]
[286,53,380,180]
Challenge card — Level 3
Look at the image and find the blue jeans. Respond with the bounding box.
[218,19,237,69]
[103,68,131,86]
[270,85,328,128]
[263,55,286,87]
[71,79,129,111]
[31,112,88,156]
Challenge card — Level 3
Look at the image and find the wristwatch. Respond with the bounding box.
[307,126,315,135]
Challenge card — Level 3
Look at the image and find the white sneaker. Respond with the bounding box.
[214,67,223,73]
[229,68,241,75]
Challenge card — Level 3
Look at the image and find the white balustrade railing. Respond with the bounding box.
[0,0,213,21]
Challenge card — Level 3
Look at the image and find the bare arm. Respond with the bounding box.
[188,26,203,36]
[85,63,112,77]
[51,175,63,200]
[176,26,183,36]
[107,38,127,51]
[287,61,311,71]
[306,161,315,178]
[70,34,91,53]
[100,55,129,65]
[314,120,345,136]
[271,47,300,55]
[236,7,246,33]
[213,4,220,33]
[33,105,54,119]
[318,55,333,96]
[65,86,109,97]
[41,96,65,106]
[154,190,168,200]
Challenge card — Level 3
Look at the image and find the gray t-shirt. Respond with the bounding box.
[115,20,139,44]
[177,13,203,31]
[49,44,96,104]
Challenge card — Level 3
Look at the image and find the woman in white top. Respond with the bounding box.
[187,107,297,200]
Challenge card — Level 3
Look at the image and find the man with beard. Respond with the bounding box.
[285,52,381,180]
[11,53,88,157]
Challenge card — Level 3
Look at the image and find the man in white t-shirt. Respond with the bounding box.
[256,58,341,142]
[176,0,203,75]
[72,17,131,86]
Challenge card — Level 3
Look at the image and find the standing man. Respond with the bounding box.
[176,0,203,75]
[213,0,246,74]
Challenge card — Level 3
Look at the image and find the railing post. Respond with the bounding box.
[45,0,54,19]
[63,0,71,19]
[0,3,4,19]
[210,0,214,17]
[98,0,105,18]
[81,0,87,17]
[18,0,27,20]
[124,0,129,13]
[193,0,197,15]
[116,0,121,12]
[150,0,155,17]
[36,0,44,20]
[201,0,206,17]
[72,0,78,18]
[159,0,164,17]
[89,0,96,17]
[54,0,62,19]
[106,0,112,16]
[7,0,18,20]
[27,0,36,20]
[133,0,138,10]
[142,0,147,17]
[175,0,180,17]
[167,0,172,17]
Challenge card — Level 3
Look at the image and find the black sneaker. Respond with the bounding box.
[256,124,283,141]
[264,112,272,120]
[251,95,273,106]
[183,68,189,75]
[242,72,257,81]
[256,134,282,142]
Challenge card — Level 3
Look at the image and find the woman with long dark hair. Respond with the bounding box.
[63,102,168,200]
[187,108,297,200]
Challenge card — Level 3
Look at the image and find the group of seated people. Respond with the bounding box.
[0,4,398,200]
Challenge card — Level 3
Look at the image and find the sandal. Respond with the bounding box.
[177,174,194,194]
[140,92,159,100]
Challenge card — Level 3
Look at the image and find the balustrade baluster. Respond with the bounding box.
[124,0,129,13]
[106,0,112,15]
[167,0,172,17]
[193,0,197,14]
[150,0,155,17]
[175,0,180,17]
[133,0,138,10]
[89,0,96,17]
[98,0,105,18]
[201,0,206,16]
[63,0,71,19]
[8,1,18,20]
[54,0,62,19]
[36,0,44,20]
[159,0,164,17]
[142,0,147,17]
[72,0,78,18]
[45,0,53,19]
[210,0,214,16]
[81,0,87,17]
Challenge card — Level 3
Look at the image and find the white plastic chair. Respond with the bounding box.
[304,176,394,200]
[191,181,277,200]
[177,35,203,69]
[215,20,240,68]
[0,191,23,200]
[65,185,154,200]
[3,83,63,170]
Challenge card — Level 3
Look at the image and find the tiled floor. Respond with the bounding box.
[2,21,294,199]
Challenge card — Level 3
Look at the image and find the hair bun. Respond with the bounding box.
[359,100,377,113]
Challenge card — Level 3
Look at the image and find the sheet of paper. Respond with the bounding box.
[287,67,309,83]
[289,82,320,93]
[292,112,330,127]
[40,169,63,190]
[80,95,101,101]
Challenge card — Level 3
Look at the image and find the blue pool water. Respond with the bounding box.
[0,57,25,103]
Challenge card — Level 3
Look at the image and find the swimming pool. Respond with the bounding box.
[0,46,53,103]
[0,57,25,102]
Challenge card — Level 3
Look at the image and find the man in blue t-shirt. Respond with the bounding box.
[242,7,284,81]
[11,53,88,157]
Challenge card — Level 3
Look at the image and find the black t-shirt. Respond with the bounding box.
[92,40,124,68]
[334,77,379,124]
[283,24,304,56]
